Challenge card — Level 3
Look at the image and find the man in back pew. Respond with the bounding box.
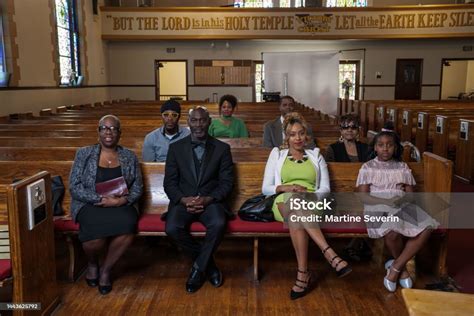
[263,95,316,149]
[164,106,234,293]
[142,100,190,162]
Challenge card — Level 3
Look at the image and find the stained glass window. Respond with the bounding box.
[234,1,306,7]
[326,0,367,7]
[339,63,358,100]
[234,0,273,8]
[55,0,80,85]
[294,0,305,7]
[255,63,264,102]
[234,0,243,7]
[0,15,5,72]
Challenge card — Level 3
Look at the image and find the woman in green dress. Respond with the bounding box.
[208,94,249,138]
[262,112,352,300]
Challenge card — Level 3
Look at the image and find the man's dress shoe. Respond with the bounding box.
[207,266,223,288]
[186,268,206,293]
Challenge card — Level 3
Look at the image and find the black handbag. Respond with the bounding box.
[238,194,277,222]
[51,175,65,216]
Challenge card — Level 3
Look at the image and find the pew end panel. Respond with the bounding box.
[422,152,453,278]
[7,172,60,315]
[455,120,474,183]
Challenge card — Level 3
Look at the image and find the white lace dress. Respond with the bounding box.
[356,157,439,238]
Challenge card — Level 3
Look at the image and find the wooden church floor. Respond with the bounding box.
[51,237,445,316]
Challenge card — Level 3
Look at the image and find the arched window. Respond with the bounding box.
[55,0,80,85]
[326,0,367,7]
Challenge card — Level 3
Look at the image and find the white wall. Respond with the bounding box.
[0,0,109,116]
[0,87,109,114]
[466,60,474,94]
[83,0,109,85]
[109,86,154,100]
[108,38,474,105]
[14,0,56,86]
[189,86,253,102]
[441,60,468,99]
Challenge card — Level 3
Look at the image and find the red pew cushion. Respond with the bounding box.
[0,259,12,281]
[54,218,79,232]
[54,214,445,235]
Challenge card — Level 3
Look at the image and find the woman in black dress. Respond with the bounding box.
[325,114,368,163]
[69,115,143,295]
[325,114,371,261]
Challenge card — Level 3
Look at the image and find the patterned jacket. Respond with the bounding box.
[69,144,143,221]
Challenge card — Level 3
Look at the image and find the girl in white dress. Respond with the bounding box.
[356,131,438,292]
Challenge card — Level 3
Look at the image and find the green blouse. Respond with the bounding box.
[208,117,249,138]
[272,157,317,222]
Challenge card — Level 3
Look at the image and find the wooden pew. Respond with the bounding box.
[0,137,264,150]
[0,153,453,282]
[402,289,474,316]
[0,137,337,162]
[455,120,474,183]
[413,110,474,153]
[0,146,272,163]
[362,100,474,137]
[0,121,336,138]
[432,114,474,159]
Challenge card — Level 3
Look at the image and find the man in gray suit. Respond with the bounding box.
[262,95,316,148]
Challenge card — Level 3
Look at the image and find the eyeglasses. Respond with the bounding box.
[162,111,179,119]
[98,125,120,133]
[341,125,359,130]
[188,105,208,115]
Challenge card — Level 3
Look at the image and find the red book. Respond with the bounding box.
[95,176,129,197]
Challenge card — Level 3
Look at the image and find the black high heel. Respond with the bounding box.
[85,264,99,287]
[290,269,312,300]
[98,271,113,295]
[85,277,99,287]
[98,283,113,295]
[322,246,352,278]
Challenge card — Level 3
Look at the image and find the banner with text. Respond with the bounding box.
[101,6,474,40]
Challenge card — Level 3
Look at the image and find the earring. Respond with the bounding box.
[339,136,344,142]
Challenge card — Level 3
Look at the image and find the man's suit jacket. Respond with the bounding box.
[262,117,316,149]
[163,135,234,216]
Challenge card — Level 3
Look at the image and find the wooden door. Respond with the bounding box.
[395,59,423,100]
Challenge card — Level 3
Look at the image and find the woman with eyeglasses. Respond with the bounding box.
[69,114,143,295]
[262,112,352,300]
[208,94,249,138]
[325,114,371,262]
[325,114,369,163]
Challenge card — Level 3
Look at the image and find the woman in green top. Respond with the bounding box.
[262,113,352,300]
[208,94,249,138]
